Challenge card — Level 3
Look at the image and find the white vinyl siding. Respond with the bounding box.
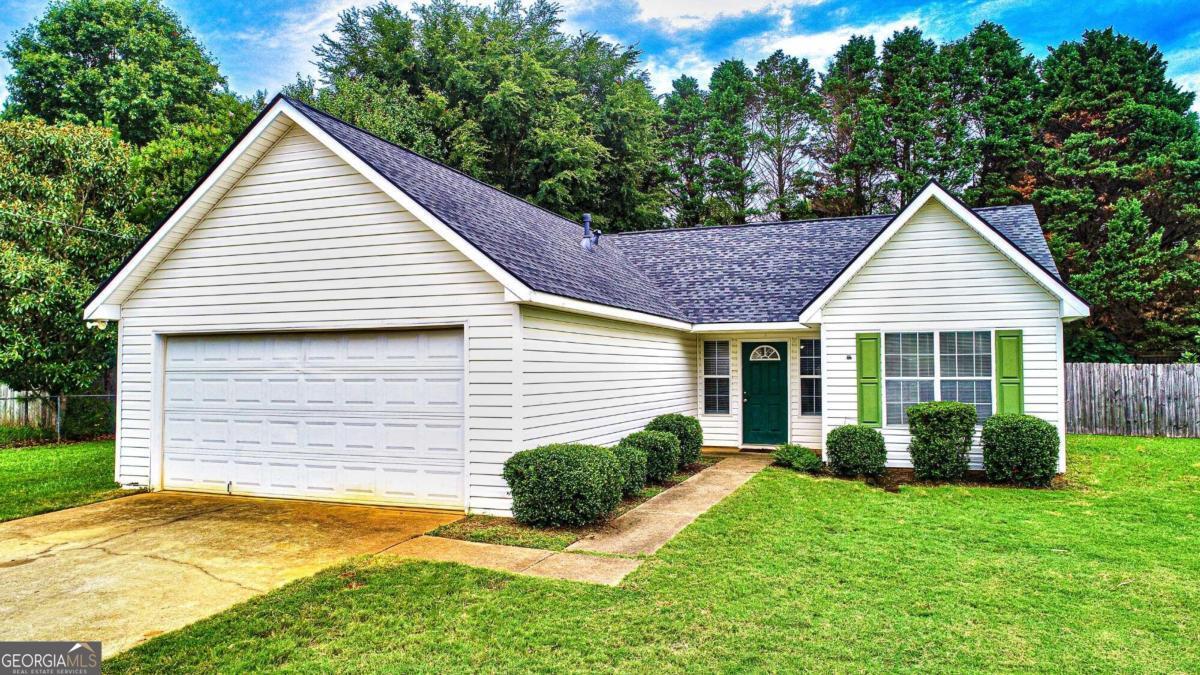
[114,126,518,514]
[821,200,1065,469]
[519,306,696,447]
[696,334,823,449]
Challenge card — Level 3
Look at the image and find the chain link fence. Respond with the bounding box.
[1,384,116,445]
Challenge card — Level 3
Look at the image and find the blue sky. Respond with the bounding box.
[2,0,1199,109]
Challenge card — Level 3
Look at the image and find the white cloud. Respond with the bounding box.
[571,0,825,32]
[644,51,719,93]
[735,13,927,72]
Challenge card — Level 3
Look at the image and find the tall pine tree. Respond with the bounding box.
[750,51,821,221]
[706,59,760,224]
[811,36,891,216]
[662,75,710,227]
[945,22,1041,206]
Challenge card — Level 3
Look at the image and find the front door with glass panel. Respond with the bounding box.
[742,342,788,445]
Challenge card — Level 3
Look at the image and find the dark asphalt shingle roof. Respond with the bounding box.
[288,98,1062,325]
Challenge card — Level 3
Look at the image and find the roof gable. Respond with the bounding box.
[86,99,1084,326]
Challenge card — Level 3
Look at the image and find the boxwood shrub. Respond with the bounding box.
[906,401,976,480]
[981,414,1059,487]
[774,444,822,473]
[620,430,680,483]
[826,425,887,477]
[645,413,703,468]
[502,443,622,526]
[611,442,648,497]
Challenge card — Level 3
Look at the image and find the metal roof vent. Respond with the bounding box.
[580,213,601,252]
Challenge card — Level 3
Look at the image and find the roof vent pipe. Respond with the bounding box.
[580,213,601,251]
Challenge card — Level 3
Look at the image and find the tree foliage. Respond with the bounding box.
[307,0,666,232]
[0,121,143,395]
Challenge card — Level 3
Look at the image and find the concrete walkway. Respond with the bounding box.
[385,536,641,586]
[568,453,774,556]
[393,453,773,585]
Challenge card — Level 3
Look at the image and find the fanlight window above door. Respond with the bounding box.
[749,345,781,361]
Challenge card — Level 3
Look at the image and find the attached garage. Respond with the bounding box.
[160,329,466,509]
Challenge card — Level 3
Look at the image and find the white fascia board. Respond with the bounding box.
[280,101,534,302]
[509,289,690,331]
[87,304,121,321]
[83,105,292,320]
[690,322,814,333]
[796,183,1090,323]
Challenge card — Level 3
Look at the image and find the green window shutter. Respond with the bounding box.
[995,330,1024,415]
[856,333,882,427]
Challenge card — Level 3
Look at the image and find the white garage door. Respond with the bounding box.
[161,329,465,509]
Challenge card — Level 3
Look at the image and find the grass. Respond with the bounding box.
[0,440,127,522]
[431,455,721,550]
[107,436,1199,672]
[0,424,54,447]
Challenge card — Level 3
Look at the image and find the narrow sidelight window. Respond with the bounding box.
[799,338,821,415]
[703,340,731,414]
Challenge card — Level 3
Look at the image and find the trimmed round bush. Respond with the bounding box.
[906,401,976,480]
[982,414,1059,486]
[620,430,680,483]
[611,442,648,497]
[774,444,822,473]
[502,443,623,526]
[826,425,887,477]
[645,413,703,468]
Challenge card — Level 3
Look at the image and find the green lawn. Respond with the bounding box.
[0,440,126,522]
[108,436,1199,672]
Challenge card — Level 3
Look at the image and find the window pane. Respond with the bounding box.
[941,378,992,423]
[704,341,729,376]
[800,378,821,415]
[938,331,991,377]
[885,379,934,425]
[704,377,729,414]
[800,339,821,376]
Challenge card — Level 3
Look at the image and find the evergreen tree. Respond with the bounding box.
[1034,28,1200,357]
[879,28,971,206]
[945,22,1041,206]
[811,35,891,216]
[706,59,760,224]
[662,76,709,227]
[310,0,663,231]
[750,51,821,221]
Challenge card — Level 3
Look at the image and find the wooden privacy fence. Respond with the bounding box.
[1065,363,1200,437]
[0,383,54,428]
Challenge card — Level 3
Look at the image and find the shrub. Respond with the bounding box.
[62,396,115,440]
[502,443,623,526]
[645,413,703,468]
[0,425,53,447]
[906,401,976,480]
[611,442,648,497]
[826,425,887,477]
[981,414,1059,487]
[774,444,822,473]
[620,430,680,483]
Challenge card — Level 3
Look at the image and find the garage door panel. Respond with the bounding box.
[162,329,465,509]
[166,372,463,412]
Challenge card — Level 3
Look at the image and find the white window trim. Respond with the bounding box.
[703,339,732,416]
[799,338,821,417]
[882,329,996,428]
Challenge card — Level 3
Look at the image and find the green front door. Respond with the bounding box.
[742,342,788,445]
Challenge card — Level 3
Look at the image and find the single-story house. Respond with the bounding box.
[84,95,1089,515]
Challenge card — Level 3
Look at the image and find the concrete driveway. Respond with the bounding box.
[0,493,459,656]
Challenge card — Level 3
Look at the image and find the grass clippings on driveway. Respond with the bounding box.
[431,455,722,551]
[106,436,1200,672]
[0,440,127,522]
